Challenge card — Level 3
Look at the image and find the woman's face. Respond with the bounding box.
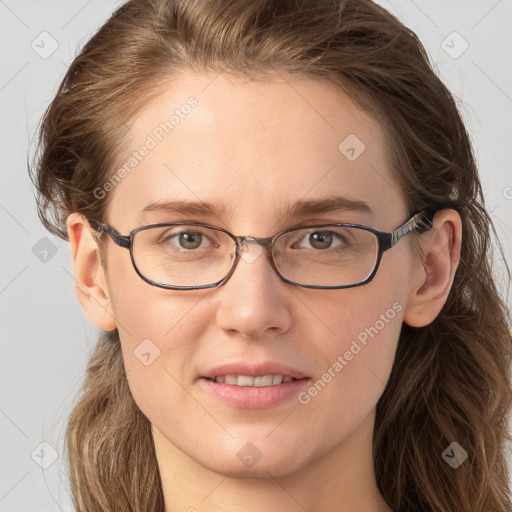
[101,71,418,477]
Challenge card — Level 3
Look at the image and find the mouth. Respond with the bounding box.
[203,374,303,387]
[199,361,310,408]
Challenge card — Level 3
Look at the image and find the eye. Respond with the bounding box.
[159,228,219,251]
[293,229,350,251]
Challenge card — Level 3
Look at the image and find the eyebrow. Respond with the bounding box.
[140,195,374,221]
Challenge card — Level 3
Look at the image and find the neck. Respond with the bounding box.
[153,408,394,512]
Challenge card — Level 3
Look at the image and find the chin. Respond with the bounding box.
[201,458,306,480]
[193,441,311,479]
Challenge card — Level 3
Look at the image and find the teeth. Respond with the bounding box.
[254,375,273,387]
[237,375,254,387]
[272,374,282,385]
[224,375,238,385]
[214,374,297,386]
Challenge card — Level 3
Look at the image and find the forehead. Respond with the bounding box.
[106,71,405,232]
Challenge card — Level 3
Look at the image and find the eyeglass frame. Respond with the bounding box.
[87,210,435,291]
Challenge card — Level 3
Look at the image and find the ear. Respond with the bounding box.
[66,213,117,331]
[403,209,462,328]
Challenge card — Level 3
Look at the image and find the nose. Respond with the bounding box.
[214,238,292,339]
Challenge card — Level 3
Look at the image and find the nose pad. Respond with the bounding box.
[236,238,265,265]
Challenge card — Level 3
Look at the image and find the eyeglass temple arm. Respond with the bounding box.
[88,219,131,248]
[379,211,434,252]
[393,210,434,244]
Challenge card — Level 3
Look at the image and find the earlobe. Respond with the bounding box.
[66,213,117,331]
[403,209,462,328]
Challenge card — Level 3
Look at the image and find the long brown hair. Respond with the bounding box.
[29,0,512,510]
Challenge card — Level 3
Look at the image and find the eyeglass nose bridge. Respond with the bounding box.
[233,234,277,258]
[236,234,276,248]
[226,234,285,282]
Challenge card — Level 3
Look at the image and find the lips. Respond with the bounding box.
[198,361,311,407]
[199,374,311,408]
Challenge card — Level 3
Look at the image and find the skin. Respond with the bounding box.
[67,71,462,512]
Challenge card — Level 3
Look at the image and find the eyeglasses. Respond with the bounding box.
[88,211,434,290]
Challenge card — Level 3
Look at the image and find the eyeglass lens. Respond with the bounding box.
[131,224,380,288]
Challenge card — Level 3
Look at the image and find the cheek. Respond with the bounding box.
[110,281,209,374]
[108,270,227,413]
[105,248,203,343]
[310,289,404,399]
[110,288,212,437]
[298,251,408,418]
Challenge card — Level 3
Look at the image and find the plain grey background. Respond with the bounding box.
[1,1,511,510]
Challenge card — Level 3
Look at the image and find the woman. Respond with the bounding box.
[29,0,512,511]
